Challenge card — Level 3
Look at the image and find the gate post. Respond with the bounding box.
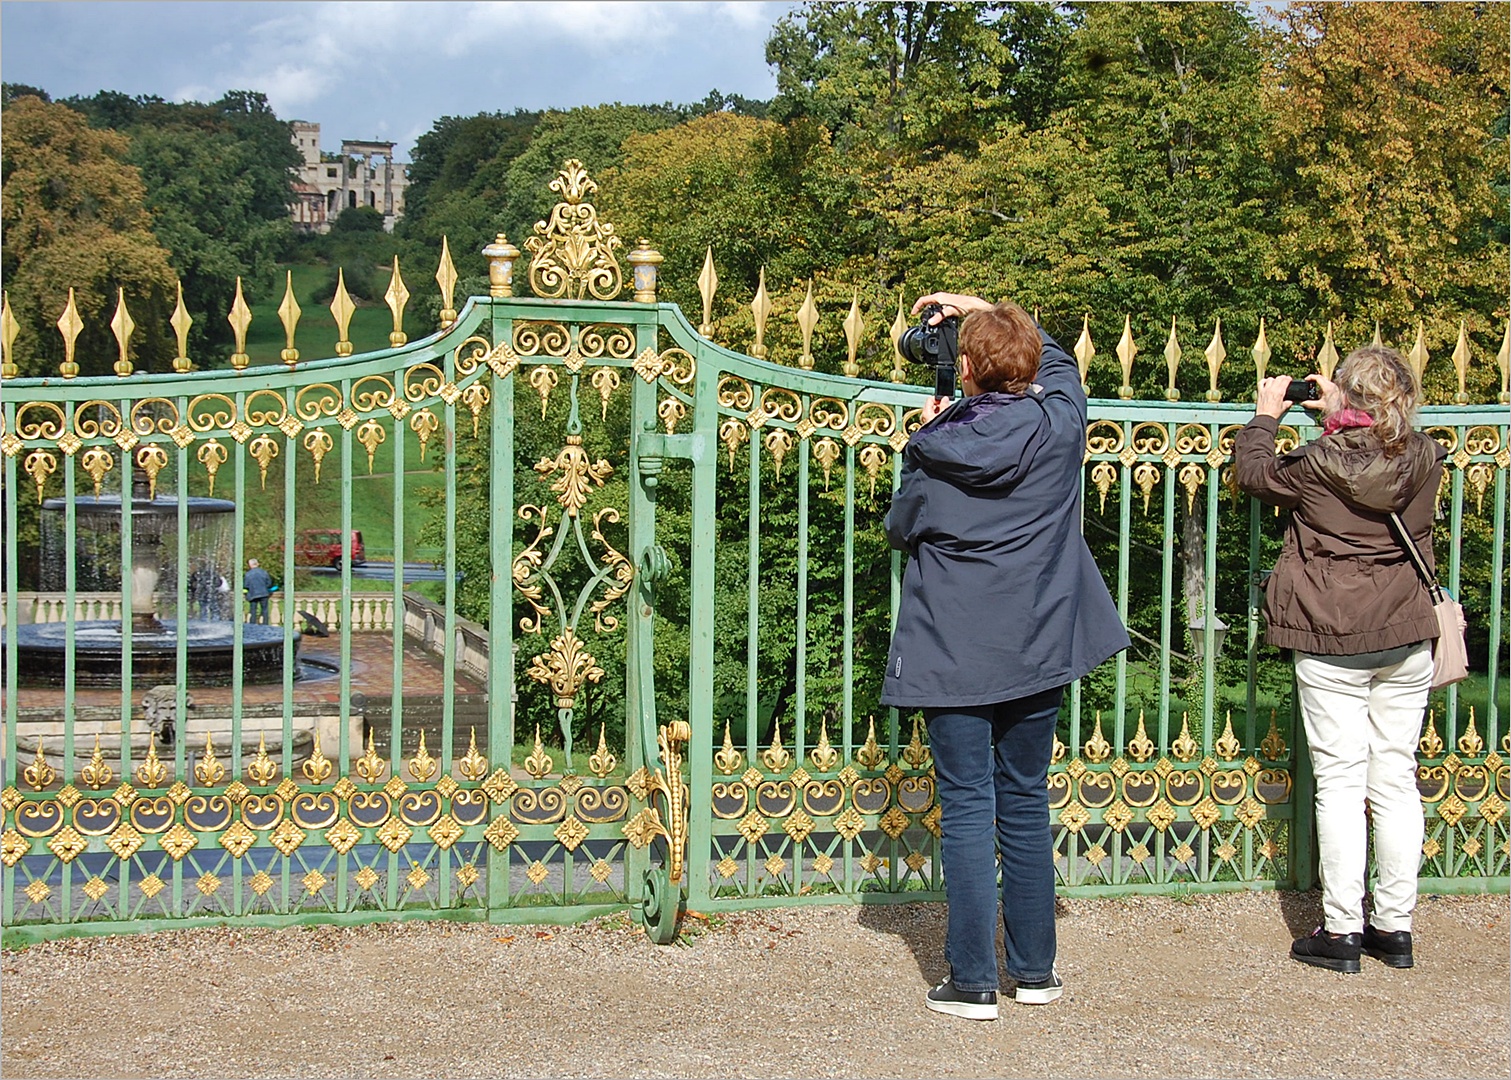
[683,345,719,912]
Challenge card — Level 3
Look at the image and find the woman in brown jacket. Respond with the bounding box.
[1235,345,1445,974]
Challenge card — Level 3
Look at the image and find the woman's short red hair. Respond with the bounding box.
[959,302,1042,394]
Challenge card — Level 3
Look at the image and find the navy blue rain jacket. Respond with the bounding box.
[880,327,1129,708]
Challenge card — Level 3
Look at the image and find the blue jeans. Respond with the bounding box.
[925,685,1063,992]
[248,597,269,624]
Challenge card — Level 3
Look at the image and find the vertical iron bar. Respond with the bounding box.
[842,443,855,761]
[1158,463,1176,749]
[1202,423,1220,751]
[795,431,810,761]
[486,312,516,919]
[63,451,76,782]
[1445,454,1465,732]
[745,416,761,758]
[1486,463,1506,743]
[390,381,405,783]
[443,351,458,778]
[2,403,18,927]
[685,349,718,911]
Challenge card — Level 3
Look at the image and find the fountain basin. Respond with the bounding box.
[1,621,299,687]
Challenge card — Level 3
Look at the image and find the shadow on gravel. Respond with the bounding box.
[1276,888,1326,937]
[855,900,947,987]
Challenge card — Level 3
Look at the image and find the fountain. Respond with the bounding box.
[3,465,299,687]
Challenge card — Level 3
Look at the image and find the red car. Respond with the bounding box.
[287,528,365,568]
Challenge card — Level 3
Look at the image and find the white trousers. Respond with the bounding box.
[1294,643,1431,934]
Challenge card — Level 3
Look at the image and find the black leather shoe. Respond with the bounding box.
[1290,927,1362,973]
[1363,925,1414,968]
[925,977,999,1021]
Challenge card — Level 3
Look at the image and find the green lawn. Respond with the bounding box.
[242,262,424,366]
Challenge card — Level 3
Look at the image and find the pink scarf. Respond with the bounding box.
[1322,408,1373,437]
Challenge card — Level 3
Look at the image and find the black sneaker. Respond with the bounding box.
[925,977,999,1021]
[1013,970,1063,1005]
[1290,927,1362,973]
[1362,925,1414,969]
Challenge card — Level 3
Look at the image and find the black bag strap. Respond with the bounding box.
[1388,511,1444,605]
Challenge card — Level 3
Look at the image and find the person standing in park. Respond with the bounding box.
[882,293,1129,1021]
[243,558,274,625]
[1235,347,1444,973]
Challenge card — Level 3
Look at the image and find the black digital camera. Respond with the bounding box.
[899,303,960,399]
[1283,378,1321,402]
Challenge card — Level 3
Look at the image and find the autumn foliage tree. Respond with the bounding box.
[1,95,176,377]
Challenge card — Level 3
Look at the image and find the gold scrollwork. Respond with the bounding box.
[1174,423,1212,455]
[526,627,604,710]
[760,387,803,425]
[535,435,612,517]
[1131,421,1171,457]
[461,381,491,436]
[454,335,492,377]
[1085,419,1125,459]
[350,375,397,416]
[512,505,553,634]
[526,161,623,301]
[17,401,66,442]
[717,376,755,412]
[588,507,633,633]
[579,323,636,360]
[514,321,571,357]
[300,429,332,484]
[128,398,179,436]
[404,362,445,403]
[809,397,850,433]
[72,400,124,440]
[530,366,558,418]
[291,384,341,424]
[659,397,687,434]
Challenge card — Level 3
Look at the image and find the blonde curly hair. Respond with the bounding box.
[1333,344,1420,458]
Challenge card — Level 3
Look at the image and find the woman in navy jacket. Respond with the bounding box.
[883,293,1128,1021]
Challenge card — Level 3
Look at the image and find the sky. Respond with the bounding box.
[0,1,793,158]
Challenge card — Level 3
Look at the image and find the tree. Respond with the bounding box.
[497,104,682,242]
[767,1,1073,155]
[1,96,176,377]
[54,89,299,364]
[1263,0,1510,373]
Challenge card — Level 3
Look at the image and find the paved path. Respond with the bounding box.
[1,890,1506,1079]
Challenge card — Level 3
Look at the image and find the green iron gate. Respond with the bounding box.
[2,162,1507,944]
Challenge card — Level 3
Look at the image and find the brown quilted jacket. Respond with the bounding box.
[1233,415,1445,656]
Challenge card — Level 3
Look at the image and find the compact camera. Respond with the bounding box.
[898,303,961,399]
[1283,378,1321,403]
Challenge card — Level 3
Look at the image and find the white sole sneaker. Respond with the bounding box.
[925,996,999,1021]
[1013,973,1063,1005]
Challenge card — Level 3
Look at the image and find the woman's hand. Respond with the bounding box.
[1302,373,1343,415]
[911,292,992,323]
[921,395,953,424]
[1255,375,1294,419]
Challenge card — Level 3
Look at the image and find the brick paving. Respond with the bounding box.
[1,632,482,714]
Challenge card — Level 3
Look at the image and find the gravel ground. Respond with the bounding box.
[2,890,1506,1079]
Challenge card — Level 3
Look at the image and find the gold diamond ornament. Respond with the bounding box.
[525,860,549,885]
[47,826,88,864]
[354,866,380,891]
[553,816,589,852]
[303,870,328,895]
[196,873,222,897]
[139,874,166,899]
[82,876,110,902]
[25,879,51,905]
[219,821,256,858]
[248,870,275,897]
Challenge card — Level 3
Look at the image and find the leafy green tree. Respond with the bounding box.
[767,1,1073,154]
